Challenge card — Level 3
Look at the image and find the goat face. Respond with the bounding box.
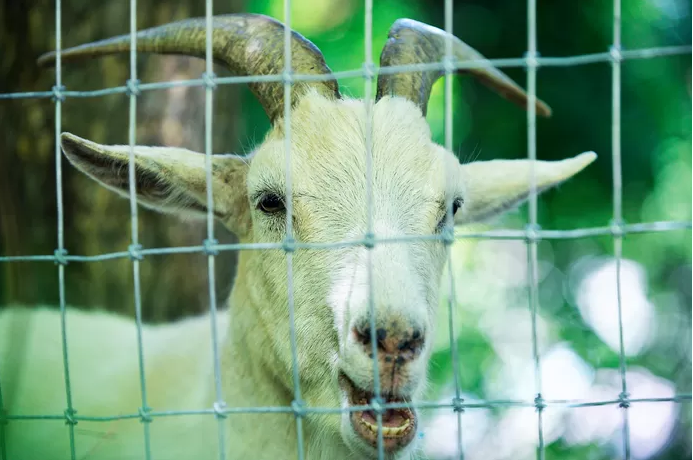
[248,93,457,456]
[59,91,594,459]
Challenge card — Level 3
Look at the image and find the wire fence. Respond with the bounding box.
[0,0,691,459]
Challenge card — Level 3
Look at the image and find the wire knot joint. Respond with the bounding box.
[534,394,546,412]
[54,248,69,266]
[291,399,306,418]
[451,396,465,413]
[138,406,153,423]
[203,238,219,256]
[363,232,376,249]
[524,224,541,243]
[202,72,217,90]
[442,56,456,75]
[282,237,296,253]
[362,62,376,80]
[64,408,78,426]
[442,226,455,246]
[126,79,141,97]
[128,244,143,261]
[213,400,228,419]
[369,396,384,415]
[610,219,625,238]
[523,51,541,70]
[618,391,631,409]
[610,45,623,64]
[51,85,66,102]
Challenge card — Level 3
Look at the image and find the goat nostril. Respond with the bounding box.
[354,324,425,360]
[399,328,424,352]
[353,326,391,353]
[354,327,389,352]
[354,326,369,346]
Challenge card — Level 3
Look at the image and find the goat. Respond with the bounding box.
[0,13,596,460]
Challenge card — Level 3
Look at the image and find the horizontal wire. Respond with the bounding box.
[0,220,689,263]
[0,45,689,100]
[6,394,691,422]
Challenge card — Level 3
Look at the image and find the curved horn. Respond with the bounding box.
[375,19,551,118]
[38,13,340,124]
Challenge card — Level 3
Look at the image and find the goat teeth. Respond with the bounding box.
[360,417,411,436]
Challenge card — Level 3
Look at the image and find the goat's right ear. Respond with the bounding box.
[61,132,251,235]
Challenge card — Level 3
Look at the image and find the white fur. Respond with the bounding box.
[0,93,595,459]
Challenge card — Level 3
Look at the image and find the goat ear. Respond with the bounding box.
[61,132,250,232]
[455,151,596,224]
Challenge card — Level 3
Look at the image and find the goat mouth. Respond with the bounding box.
[339,372,417,452]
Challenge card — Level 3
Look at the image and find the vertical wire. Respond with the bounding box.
[443,1,464,458]
[526,1,545,459]
[0,381,6,460]
[203,4,227,460]
[54,0,78,456]
[127,1,152,458]
[282,2,306,459]
[611,0,631,458]
[363,1,384,458]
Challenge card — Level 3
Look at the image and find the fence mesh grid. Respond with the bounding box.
[0,0,692,459]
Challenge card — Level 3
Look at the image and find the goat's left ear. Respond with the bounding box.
[456,151,597,224]
[61,132,250,234]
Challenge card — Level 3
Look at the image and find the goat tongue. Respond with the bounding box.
[362,410,377,425]
[382,409,407,427]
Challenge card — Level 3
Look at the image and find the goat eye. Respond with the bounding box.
[258,194,285,214]
[436,198,463,231]
[452,198,462,216]
[445,198,462,217]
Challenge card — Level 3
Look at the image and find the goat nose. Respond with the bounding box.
[353,322,424,363]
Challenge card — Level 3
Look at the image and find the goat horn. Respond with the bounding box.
[375,19,551,117]
[37,13,341,124]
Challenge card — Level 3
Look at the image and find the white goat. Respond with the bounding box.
[0,14,596,460]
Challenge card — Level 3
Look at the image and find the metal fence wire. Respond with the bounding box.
[0,0,692,459]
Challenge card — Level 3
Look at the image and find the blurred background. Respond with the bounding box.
[0,0,690,459]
